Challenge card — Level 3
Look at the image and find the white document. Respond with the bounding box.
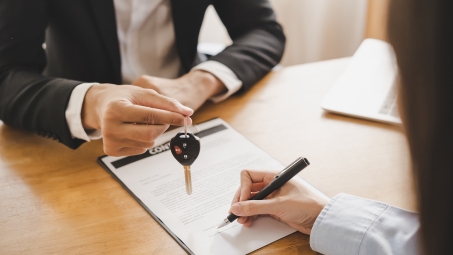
[99,118,323,255]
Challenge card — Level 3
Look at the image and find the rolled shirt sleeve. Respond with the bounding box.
[191,60,242,103]
[310,193,421,255]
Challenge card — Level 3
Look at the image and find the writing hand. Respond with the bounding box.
[132,70,226,111]
[229,170,328,235]
[82,84,193,156]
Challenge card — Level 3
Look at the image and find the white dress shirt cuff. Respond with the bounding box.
[192,60,242,103]
[310,193,421,255]
[65,83,103,142]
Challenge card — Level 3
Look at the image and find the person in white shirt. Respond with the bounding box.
[228,0,453,254]
[0,0,285,156]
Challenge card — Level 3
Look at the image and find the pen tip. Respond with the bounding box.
[217,219,229,229]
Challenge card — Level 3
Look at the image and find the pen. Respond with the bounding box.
[217,157,310,229]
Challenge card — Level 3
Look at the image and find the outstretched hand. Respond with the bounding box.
[82,84,193,156]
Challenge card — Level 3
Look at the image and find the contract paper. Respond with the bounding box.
[99,118,323,254]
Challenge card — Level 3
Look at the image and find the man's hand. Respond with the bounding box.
[82,84,193,156]
[229,170,329,235]
[133,70,227,111]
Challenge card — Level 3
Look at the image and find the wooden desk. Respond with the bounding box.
[0,58,415,254]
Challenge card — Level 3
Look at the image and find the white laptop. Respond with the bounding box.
[321,39,401,124]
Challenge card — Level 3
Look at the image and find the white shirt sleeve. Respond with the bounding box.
[191,60,242,103]
[65,83,103,141]
[310,193,422,255]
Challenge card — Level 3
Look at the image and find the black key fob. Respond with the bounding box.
[170,132,201,166]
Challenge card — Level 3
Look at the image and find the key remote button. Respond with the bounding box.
[182,154,193,160]
[174,145,182,155]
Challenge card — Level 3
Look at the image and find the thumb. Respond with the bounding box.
[231,200,275,217]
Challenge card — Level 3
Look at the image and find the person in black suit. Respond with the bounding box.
[0,0,285,156]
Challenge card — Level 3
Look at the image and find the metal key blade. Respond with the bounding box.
[184,166,192,195]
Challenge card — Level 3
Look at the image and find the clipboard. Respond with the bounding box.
[97,118,224,255]
[97,118,326,255]
[98,155,195,254]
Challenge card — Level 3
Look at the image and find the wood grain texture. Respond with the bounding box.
[0,58,415,254]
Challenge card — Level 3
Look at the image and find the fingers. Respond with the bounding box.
[237,215,258,227]
[242,215,259,227]
[122,104,192,126]
[108,99,192,126]
[131,86,194,116]
[239,171,253,202]
[103,124,169,156]
[230,187,241,208]
[242,170,276,185]
[234,189,259,225]
[229,170,277,223]
[117,147,149,156]
[107,138,155,149]
[251,183,266,192]
[230,199,276,217]
[239,170,275,201]
[114,123,168,142]
[101,95,191,157]
[237,217,247,224]
[96,83,194,157]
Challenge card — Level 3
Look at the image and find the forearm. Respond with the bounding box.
[192,61,243,103]
[185,70,226,99]
[133,70,227,111]
[310,193,422,255]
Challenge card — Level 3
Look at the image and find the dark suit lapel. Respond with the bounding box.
[89,0,122,83]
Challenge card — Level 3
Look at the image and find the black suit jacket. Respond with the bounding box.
[0,0,285,149]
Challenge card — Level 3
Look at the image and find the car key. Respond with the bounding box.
[170,117,200,195]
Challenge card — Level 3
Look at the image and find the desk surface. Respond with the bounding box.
[0,58,415,254]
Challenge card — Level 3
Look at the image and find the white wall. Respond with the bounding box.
[198,0,368,66]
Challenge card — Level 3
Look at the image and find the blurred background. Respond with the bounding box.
[199,0,388,66]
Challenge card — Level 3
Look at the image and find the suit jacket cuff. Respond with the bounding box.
[192,60,242,103]
[65,82,102,141]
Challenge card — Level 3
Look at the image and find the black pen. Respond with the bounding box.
[217,157,310,229]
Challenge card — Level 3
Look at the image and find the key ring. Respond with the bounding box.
[184,116,187,137]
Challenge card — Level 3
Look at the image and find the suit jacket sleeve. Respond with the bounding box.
[310,193,422,255]
[210,0,286,91]
[0,0,84,149]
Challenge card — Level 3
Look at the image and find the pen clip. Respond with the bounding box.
[274,157,302,179]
